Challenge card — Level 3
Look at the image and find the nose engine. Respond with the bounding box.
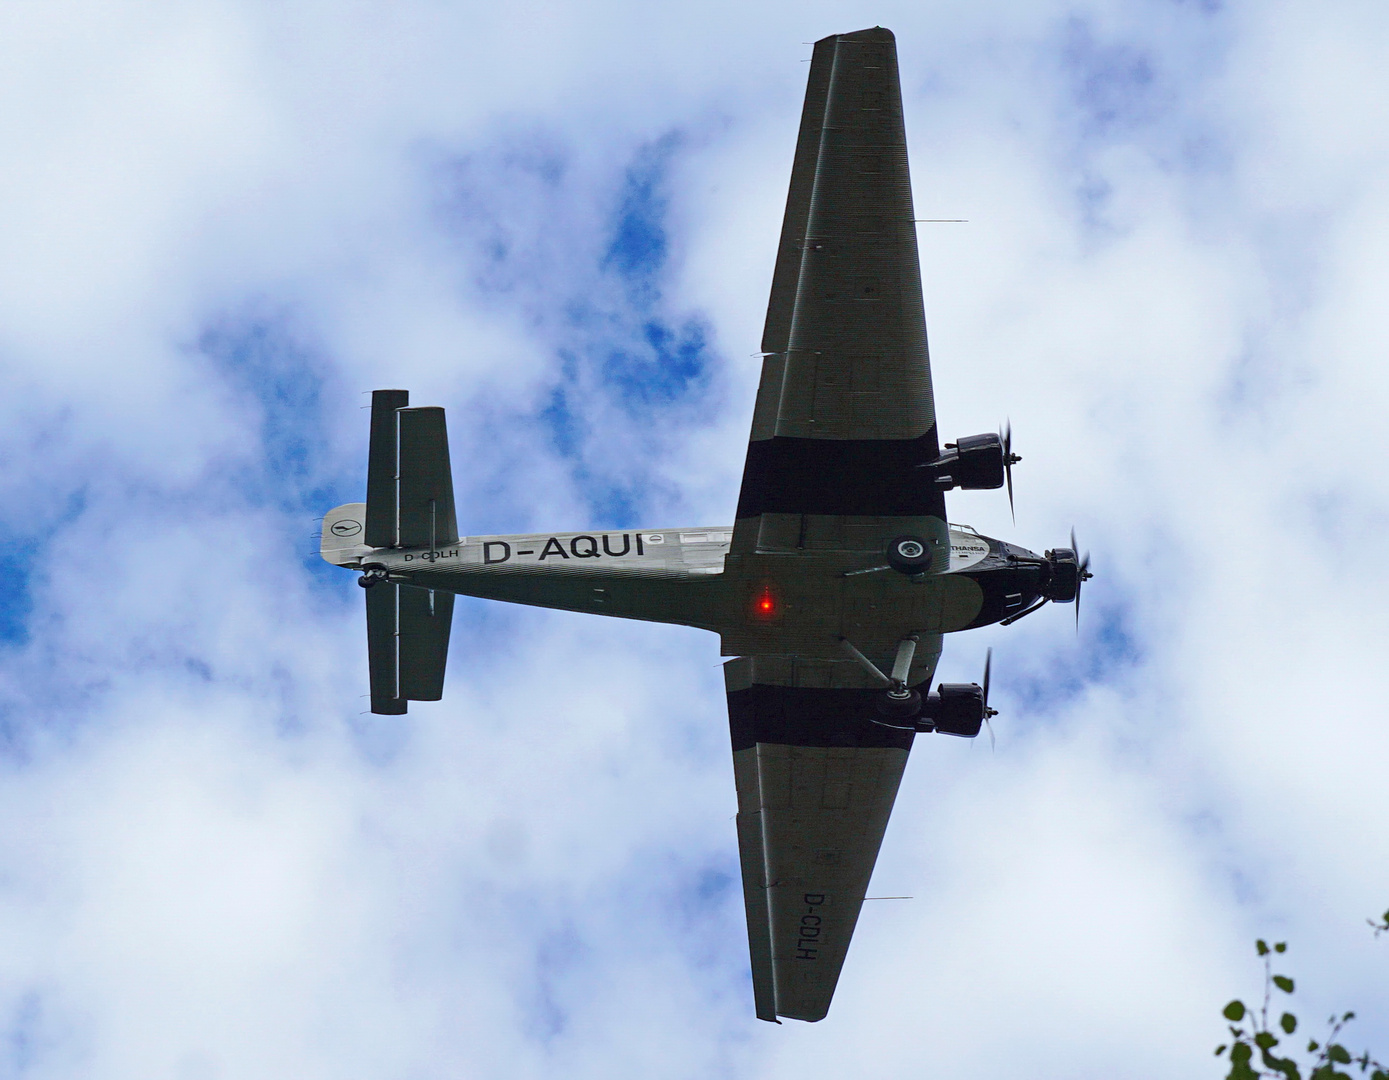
[1041,531,1093,625]
[1044,547,1081,603]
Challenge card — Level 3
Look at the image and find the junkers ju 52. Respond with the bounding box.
[321,26,1090,1024]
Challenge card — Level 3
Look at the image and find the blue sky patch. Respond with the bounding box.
[1061,19,1162,140]
[431,127,719,532]
[4,991,45,1075]
[0,547,34,647]
[198,312,361,595]
[198,312,350,520]
[603,132,683,285]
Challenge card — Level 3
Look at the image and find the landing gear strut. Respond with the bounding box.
[357,564,389,588]
[877,685,922,720]
[878,633,922,717]
[837,634,925,720]
[839,634,1001,737]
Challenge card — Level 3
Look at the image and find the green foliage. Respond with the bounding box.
[1215,916,1386,1080]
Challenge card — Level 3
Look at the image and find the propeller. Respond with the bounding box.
[982,647,998,750]
[1070,527,1094,630]
[1001,421,1021,522]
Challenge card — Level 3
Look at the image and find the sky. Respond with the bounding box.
[1,1,1387,1077]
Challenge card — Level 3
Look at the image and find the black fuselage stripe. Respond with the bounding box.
[735,433,946,518]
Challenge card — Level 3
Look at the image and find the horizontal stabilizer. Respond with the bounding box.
[363,390,459,552]
[399,586,453,700]
[362,388,458,714]
[397,407,458,550]
[366,582,454,714]
[366,389,409,548]
[367,582,407,715]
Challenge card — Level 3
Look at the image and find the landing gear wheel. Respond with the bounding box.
[886,535,933,575]
[874,686,922,728]
[358,563,388,589]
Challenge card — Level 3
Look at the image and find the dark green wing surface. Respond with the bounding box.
[735,27,944,542]
[726,25,946,1023]
[726,657,915,1022]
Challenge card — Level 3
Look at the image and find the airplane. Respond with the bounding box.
[320,26,1091,1024]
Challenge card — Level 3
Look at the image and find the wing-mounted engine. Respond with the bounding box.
[927,433,1006,490]
[871,647,998,738]
[920,683,992,738]
[874,680,993,738]
[922,425,1022,517]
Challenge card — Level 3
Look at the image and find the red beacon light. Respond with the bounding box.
[753,586,777,620]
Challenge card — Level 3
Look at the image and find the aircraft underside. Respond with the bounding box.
[322,506,1068,683]
[319,26,1091,1025]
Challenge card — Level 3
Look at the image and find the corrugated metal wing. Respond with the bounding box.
[726,658,915,1022]
[734,27,945,553]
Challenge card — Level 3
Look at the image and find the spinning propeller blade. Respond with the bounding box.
[1000,421,1020,522]
[1071,527,1093,630]
[982,647,997,750]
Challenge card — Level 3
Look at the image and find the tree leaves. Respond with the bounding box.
[1215,924,1384,1080]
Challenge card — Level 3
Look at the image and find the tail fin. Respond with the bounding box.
[361,389,458,714]
[321,502,368,566]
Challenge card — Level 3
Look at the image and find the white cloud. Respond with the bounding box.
[0,1,1387,1077]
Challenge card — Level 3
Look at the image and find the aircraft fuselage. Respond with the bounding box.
[332,519,1048,673]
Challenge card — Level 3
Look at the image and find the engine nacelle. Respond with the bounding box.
[1044,547,1080,603]
[928,433,1005,491]
[919,683,986,738]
